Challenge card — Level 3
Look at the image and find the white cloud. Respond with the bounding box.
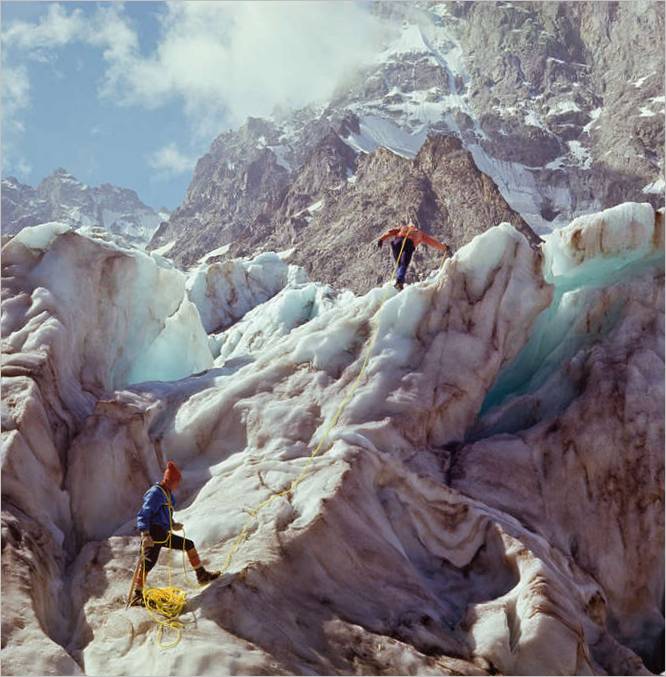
[3,2,386,137]
[2,65,30,128]
[147,143,197,176]
[107,2,386,136]
[16,158,33,176]
[2,3,141,174]
[2,1,387,175]
[1,64,32,176]
[2,4,87,50]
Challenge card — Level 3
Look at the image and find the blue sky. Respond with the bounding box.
[2,2,384,210]
[2,2,193,209]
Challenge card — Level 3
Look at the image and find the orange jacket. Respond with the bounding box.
[378,224,447,251]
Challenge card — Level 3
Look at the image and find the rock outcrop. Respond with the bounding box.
[152,126,534,293]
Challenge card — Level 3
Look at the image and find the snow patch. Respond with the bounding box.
[380,23,430,59]
[642,178,665,194]
[632,73,654,88]
[567,140,592,169]
[582,107,602,134]
[152,240,176,256]
[524,110,546,129]
[198,243,231,263]
[343,115,429,159]
[545,156,566,170]
[547,100,581,116]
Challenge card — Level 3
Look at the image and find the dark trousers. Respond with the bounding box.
[142,524,194,575]
[391,237,415,283]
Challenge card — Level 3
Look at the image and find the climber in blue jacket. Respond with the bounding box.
[129,457,220,606]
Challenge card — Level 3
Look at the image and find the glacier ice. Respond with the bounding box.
[477,202,664,437]
[2,223,213,407]
[1,204,663,676]
[186,250,308,334]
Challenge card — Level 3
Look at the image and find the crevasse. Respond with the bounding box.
[475,208,664,440]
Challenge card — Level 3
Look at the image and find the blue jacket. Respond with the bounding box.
[136,483,176,532]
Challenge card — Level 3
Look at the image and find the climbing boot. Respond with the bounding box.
[196,567,221,585]
[394,281,404,291]
[129,589,145,607]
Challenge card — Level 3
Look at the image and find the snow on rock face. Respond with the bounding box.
[1,205,663,675]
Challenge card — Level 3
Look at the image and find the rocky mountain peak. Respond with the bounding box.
[1,170,167,244]
[150,1,662,288]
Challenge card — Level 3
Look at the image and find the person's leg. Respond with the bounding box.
[390,238,402,264]
[130,527,166,603]
[166,533,220,584]
[397,240,415,284]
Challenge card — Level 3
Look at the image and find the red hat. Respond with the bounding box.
[162,461,182,485]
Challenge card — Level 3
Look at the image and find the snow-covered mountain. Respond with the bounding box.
[1,170,168,245]
[2,203,663,674]
[150,1,664,290]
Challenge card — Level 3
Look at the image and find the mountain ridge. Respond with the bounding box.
[148,0,664,291]
[1,170,168,245]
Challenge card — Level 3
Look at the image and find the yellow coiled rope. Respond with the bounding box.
[138,485,192,648]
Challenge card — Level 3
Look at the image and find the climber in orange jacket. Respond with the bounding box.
[377,221,450,290]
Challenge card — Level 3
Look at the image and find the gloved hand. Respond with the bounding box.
[141,532,154,548]
[377,239,383,249]
[443,244,452,257]
[171,522,183,531]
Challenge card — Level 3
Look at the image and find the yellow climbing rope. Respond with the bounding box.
[136,485,192,648]
[219,235,450,573]
[132,234,451,650]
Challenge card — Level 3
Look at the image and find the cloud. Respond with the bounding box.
[2,65,30,130]
[1,64,32,176]
[147,143,197,177]
[2,3,140,174]
[2,4,87,51]
[15,158,33,176]
[106,2,386,136]
[2,1,387,171]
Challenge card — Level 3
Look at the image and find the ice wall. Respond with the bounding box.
[476,203,665,438]
[186,251,308,334]
[2,224,213,397]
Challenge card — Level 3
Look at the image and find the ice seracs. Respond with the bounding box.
[186,251,309,334]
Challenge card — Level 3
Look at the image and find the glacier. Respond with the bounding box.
[1,203,663,675]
